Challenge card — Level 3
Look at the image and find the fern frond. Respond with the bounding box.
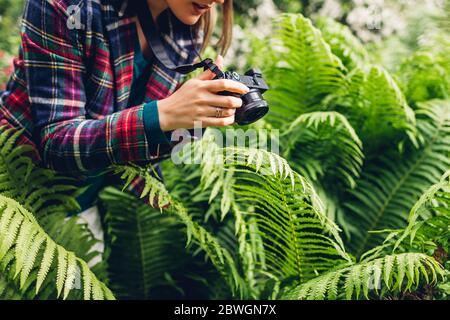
[181,139,351,282]
[398,52,450,106]
[0,195,114,300]
[283,111,364,188]
[397,171,450,247]
[226,148,351,283]
[282,253,444,300]
[0,126,80,216]
[344,100,450,256]
[114,164,247,297]
[334,66,417,149]
[115,164,171,210]
[316,17,370,71]
[382,170,450,256]
[264,13,348,125]
[99,187,220,299]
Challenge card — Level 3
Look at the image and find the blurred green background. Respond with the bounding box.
[1,0,448,66]
[1,0,448,83]
[0,0,23,53]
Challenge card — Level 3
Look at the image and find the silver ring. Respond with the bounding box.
[215,107,223,118]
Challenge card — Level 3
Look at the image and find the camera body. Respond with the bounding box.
[204,60,270,125]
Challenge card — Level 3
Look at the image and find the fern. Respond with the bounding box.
[0,126,80,216]
[395,170,450,250]
[344,100,450,256]
[177,139,352,283]
[164,146,265,298]
[115,164,248,297]
[99,187,226,299]
[0,125,112,300]
[316,17,370,71]
[350,173,450,299]
[282,253,444,300]
[116,142,353,298]
[283,111,364,189]
[398,52,450,106]
[333,66,417,149]
[263,13,348,125]
[0,195,114,300]
[220,147,352,281]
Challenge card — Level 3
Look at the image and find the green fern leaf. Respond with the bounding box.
[55,246,68,298]
[20,232,45,288]
[334,65,417,148]
[35,240,56,293]
[316,17,370,71]
[263,14,348,125]
[344,100,450,255]
[0,195,113,300]
[283,111,363,188]
[80,261,92,300]
[283,253,443,300]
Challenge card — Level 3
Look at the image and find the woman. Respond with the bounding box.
[0,0,248,216]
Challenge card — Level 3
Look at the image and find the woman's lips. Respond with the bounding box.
[192,2,212,14]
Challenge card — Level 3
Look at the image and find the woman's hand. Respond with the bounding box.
[157,56,249,131]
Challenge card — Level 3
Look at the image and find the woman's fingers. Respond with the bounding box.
[205,79,249,95]
[201,93,243,109]
[199,106,236,118]
[201,115,236,127]
[216,55,224,71]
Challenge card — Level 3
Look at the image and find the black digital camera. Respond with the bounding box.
[216,69,270,125]
[204,59,270,125]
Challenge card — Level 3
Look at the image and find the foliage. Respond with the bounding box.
[239,9,449,299]
[343,100,450,255]
[0,1,449,301]
[99,187,225,299]
[110,142,353,299]
[263,14,348,125]
[0,195,113,300]
[316,17,370,70]
[0,126,113,300]
[332,65,417,150]
[282,253,444,300]
[397,52,450,107]
[0,0,23,53]
[283,111,363,189]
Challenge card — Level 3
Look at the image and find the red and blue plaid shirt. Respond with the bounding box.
[0,0,201,199]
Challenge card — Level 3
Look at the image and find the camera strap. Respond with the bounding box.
[132,0,221,76]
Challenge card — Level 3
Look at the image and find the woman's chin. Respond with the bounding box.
[177,14,202,25]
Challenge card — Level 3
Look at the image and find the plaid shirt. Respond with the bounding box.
[0,0,201,198]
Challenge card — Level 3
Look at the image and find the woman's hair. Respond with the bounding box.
[197,0,233,56]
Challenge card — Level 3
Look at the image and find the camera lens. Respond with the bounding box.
[235,89,269,125]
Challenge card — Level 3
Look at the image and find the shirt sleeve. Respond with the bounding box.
[142,101,172,145]
[21,0,162,173]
